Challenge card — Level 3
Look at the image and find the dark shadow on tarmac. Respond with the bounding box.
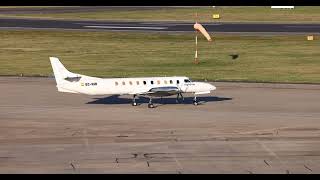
[87,95,232,106]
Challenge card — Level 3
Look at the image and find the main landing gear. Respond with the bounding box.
[132,94,197,107]
[176,93,184,103]
[132,94,154,108]
[148,97,154,108]
[132,95,137,106]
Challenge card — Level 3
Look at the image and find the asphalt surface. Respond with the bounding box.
[1,18,320,33]
[1,77,320,173]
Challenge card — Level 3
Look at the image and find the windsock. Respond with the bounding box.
[193,23,212,41]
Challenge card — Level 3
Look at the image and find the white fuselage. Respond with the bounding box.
[49,57,216,100]
[58,75,216,96]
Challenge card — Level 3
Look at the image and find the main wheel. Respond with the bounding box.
[148,103,155,108]
[193,101,198,106]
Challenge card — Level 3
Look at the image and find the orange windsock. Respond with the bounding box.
[193,23,212,41]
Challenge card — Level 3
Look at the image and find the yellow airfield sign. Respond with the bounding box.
[212,14,220,19]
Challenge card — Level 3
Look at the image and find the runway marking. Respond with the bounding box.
[83,129,89,147]
[257,141,289,173]
[258,141,279,159]
[83,25,167,30]
[286,25,320,28]
[238,126,294,135]
[70,162,76,171]
[139,22,182,26]
[304,164,312,172]
[140,22,222,26]
[173,153,184,172]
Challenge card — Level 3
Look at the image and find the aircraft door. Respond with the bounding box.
[180,79,191,93]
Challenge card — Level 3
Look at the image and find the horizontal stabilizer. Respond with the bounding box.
[64,76,81,82]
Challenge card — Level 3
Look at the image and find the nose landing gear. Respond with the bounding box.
[193,96,198,106]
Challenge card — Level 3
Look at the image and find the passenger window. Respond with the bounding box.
[143,81,147,85]
[115,82,118,86]
[151,81,154,85]
[177,80,180,84]
[129,81,133,85]
[136,81,140,85]
[122,81,125,85]
[157,80,160,85]
[164,80,167,84]
[170,80,173,84]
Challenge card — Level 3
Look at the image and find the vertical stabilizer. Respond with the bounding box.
[49,57,75,85]
[49,57,79,93]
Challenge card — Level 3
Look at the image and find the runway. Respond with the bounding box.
[1,18,320,33]
[0,77,320,173]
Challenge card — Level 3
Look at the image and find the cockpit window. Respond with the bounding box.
[184,79,191,83]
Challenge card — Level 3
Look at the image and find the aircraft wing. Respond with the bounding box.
[130,86,180,97]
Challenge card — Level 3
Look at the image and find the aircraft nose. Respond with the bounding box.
[208,83,216,91]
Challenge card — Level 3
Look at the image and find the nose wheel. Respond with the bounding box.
[193,96,198,106]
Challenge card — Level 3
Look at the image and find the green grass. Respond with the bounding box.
[1,6,320,23]
[0,30,319,83]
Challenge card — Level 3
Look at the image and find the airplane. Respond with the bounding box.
[49,57,216,108]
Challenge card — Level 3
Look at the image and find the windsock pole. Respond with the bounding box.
[194,12,199,64]
[194,31,199,64]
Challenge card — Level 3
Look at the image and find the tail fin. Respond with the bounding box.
[49,57,77,85]
[49,57,80,93]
